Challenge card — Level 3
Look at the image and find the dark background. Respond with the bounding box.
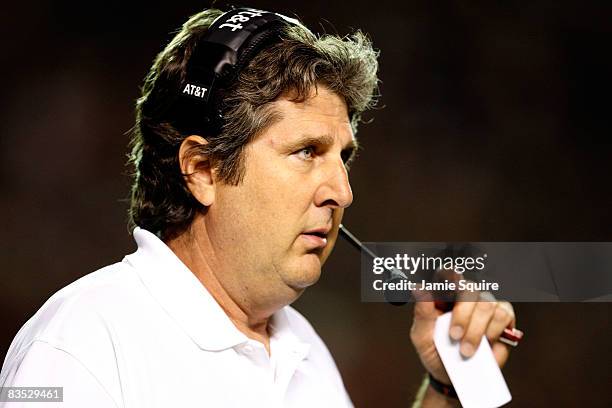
[1,1,610,406]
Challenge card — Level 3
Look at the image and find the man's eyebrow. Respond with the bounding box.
[283,134,333,151]
[285,133,359,152]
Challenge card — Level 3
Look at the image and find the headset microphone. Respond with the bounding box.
[339,224,411,305]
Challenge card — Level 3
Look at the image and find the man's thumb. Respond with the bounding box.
[410,301,441,347]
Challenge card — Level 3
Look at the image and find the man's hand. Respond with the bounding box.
[410,297,516,385]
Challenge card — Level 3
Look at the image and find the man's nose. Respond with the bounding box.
[314,158,354,209]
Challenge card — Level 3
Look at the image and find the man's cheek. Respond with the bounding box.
[320,229,339,263]
[332,208,344,227]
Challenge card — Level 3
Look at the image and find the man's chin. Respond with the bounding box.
[285,254,322,289]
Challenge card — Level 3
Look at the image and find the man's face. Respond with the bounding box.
[207,86,356,305]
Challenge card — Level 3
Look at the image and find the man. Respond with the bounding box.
[0,7,515,407]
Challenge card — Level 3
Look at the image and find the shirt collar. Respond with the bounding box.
[125,227,247,351]
[270,308,312,358]
[124,227,310,356]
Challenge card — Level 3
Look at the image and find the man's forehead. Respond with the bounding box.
[264,95,354,146]
[274,88,350,118]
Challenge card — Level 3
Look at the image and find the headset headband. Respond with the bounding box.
[169,7,303,136]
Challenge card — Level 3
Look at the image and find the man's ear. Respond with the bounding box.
[178,135,215,207]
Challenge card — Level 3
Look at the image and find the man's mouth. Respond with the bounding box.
[301,227,331,249]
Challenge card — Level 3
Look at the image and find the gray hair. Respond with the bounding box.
[129,9,380,239]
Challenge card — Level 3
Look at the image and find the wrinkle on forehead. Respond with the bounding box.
[273,85,350,122]
[257,85,353,149]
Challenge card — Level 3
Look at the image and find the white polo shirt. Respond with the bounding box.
[0,228,353,407]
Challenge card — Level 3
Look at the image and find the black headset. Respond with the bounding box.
[168,7,305,137]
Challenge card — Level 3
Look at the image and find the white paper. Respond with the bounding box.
[433,312,512,408]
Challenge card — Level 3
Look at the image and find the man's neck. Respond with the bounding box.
[165,223,273,354]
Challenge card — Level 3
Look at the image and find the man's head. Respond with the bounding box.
[128,8,379,306]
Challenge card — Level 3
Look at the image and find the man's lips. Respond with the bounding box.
[301,226,332,249]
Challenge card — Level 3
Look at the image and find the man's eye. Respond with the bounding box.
[341,151,352,165]
[341,149,357,170]
[297,146,315,160]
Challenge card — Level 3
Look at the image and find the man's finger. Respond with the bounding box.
[410,301,441,348]
[449,299,476,342]
[485,302,515,342]
[491,340,511,368]
[460,300,497,357]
